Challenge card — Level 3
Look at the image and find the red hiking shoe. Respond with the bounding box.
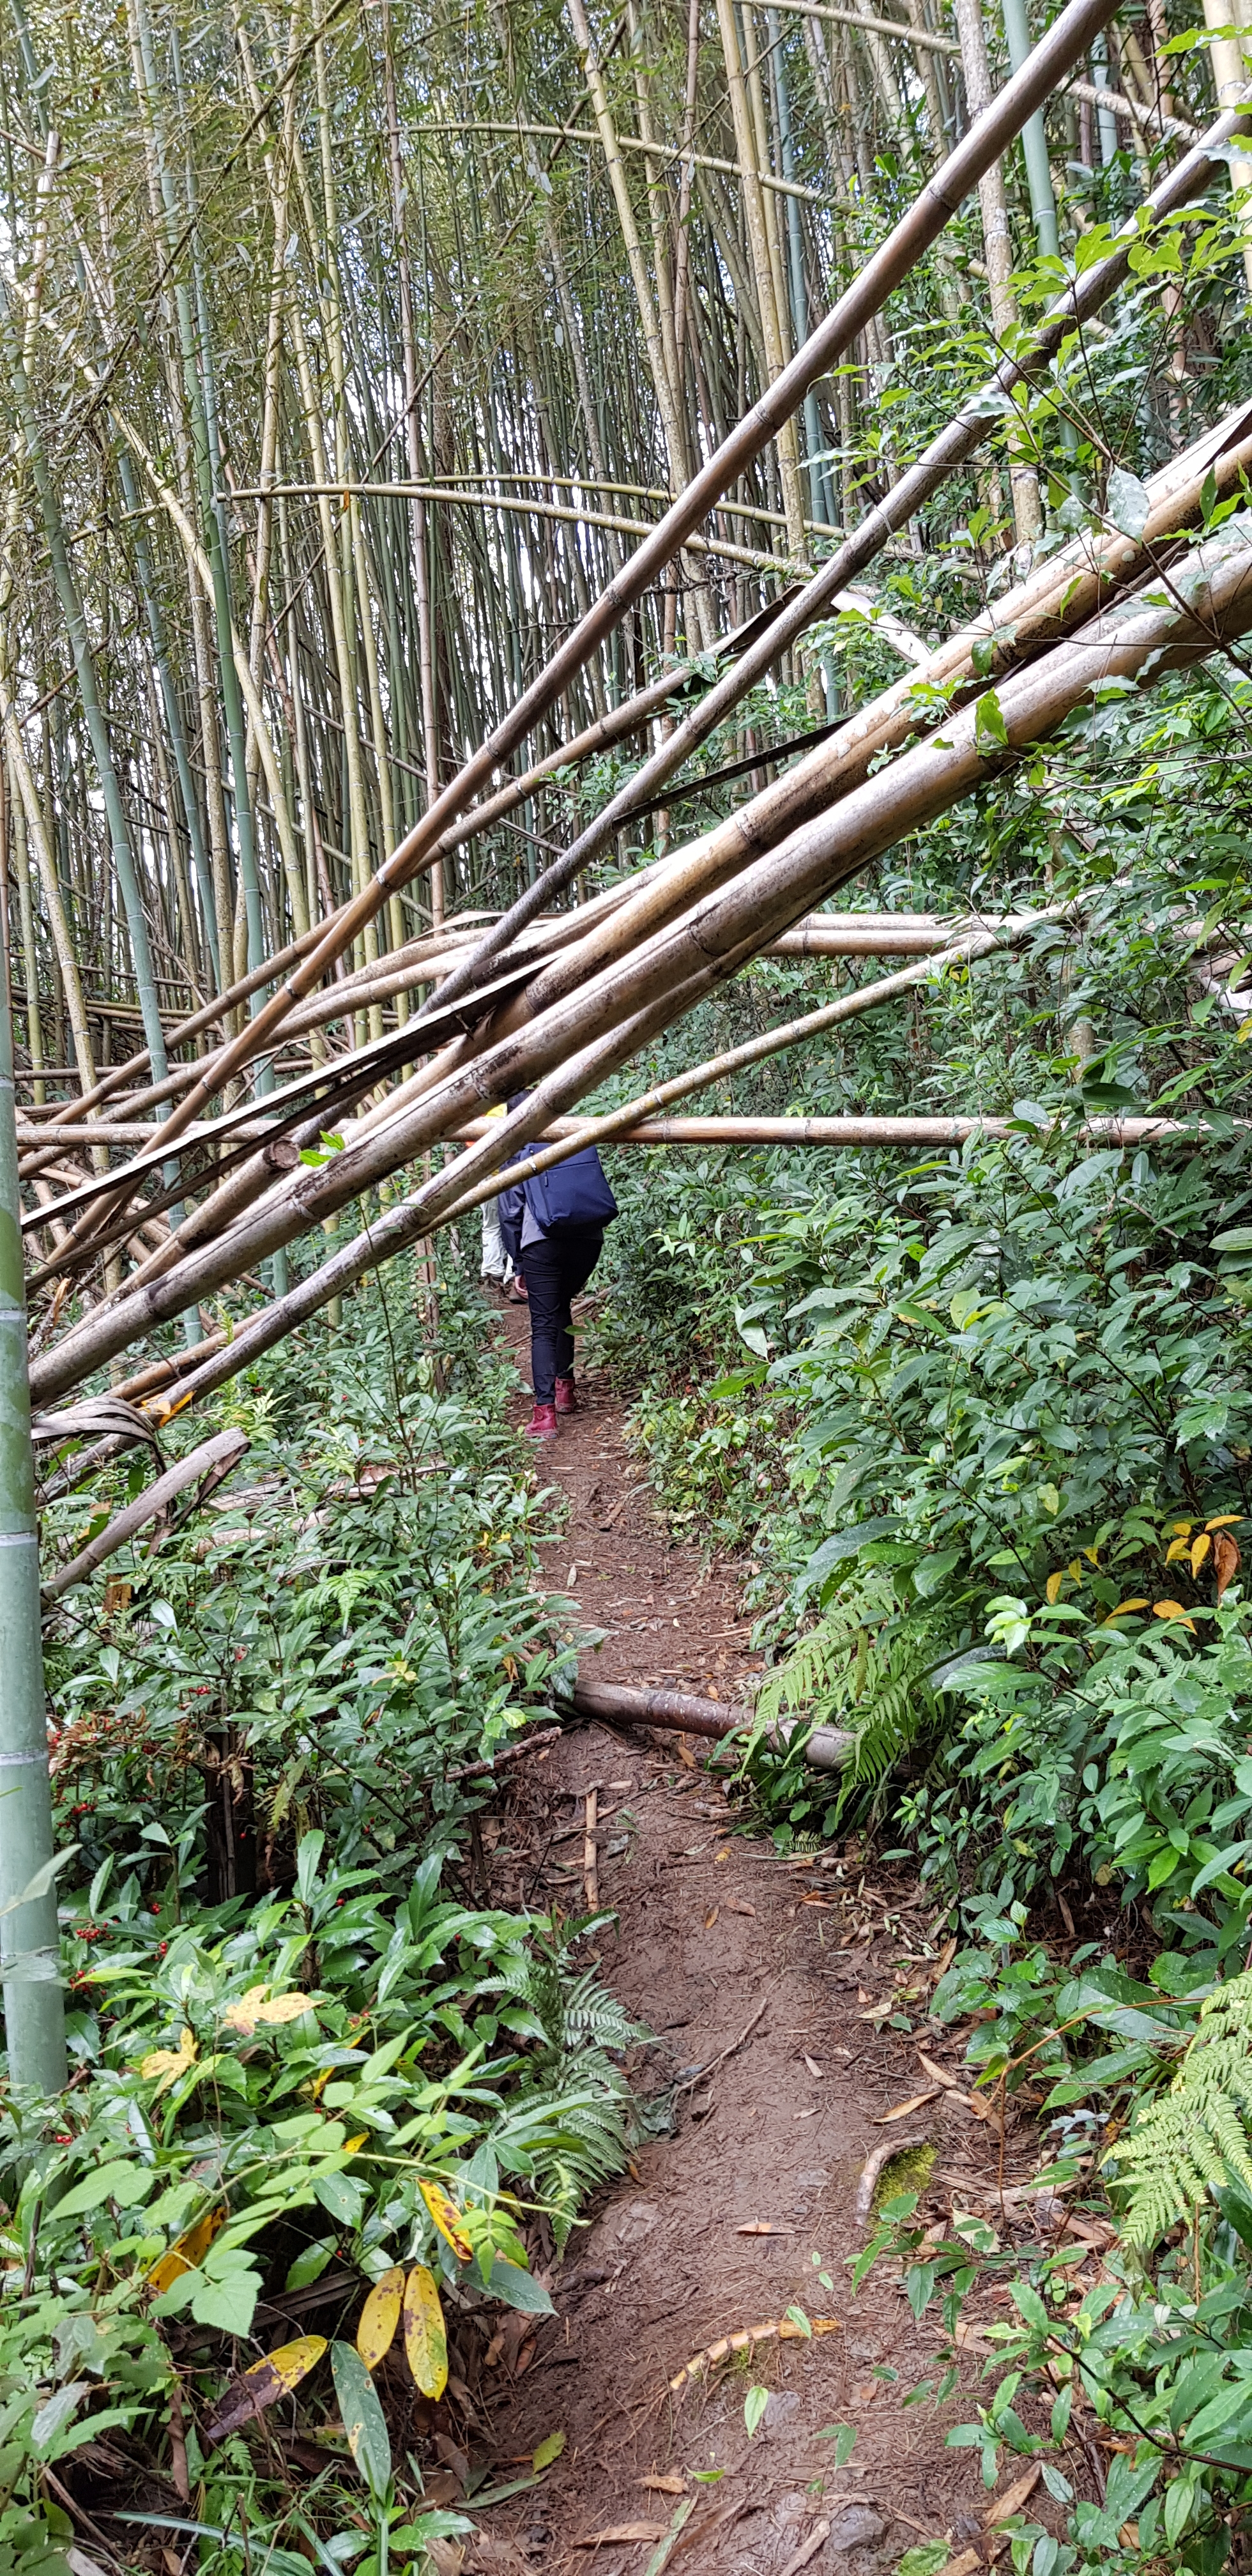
[554,1376,579,1415]
[525,1402,558,1442]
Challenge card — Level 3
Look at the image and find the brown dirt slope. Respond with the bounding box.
[459,1304,1075,2575]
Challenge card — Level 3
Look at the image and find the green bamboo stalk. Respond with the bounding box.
[0,871,65,2092]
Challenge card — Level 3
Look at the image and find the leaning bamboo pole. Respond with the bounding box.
[92,0,1120,1178]
[451,105,1250,999]
[29,507,1252,1409]
[491,388,1252,1046]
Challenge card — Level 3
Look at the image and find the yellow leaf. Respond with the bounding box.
[1081,1547,1099,1567]
[1164,1537,1190,1564]
[1206,1514,1244,1531]
[403,2264,448,2400]
[222,1984,271,2034]
[148,2202,224,2294]
[1191,1534,1212,1575]
[1153,1600,1196,1630]
[203,2336,328,2446]
[357,2267,404,2370]
[1102,1599,1150,1624]
[419,2180,473,2262]
[1167,1520,1193,1538]
[140,2026,198,2097]
[533,2430,566,2472]
[224,1986,316,2035]
[344,2133,368,2154]
[256,1991,317,2027]
[1045,1570,1065,1605]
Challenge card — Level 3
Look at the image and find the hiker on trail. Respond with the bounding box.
[498,1111,618,1443]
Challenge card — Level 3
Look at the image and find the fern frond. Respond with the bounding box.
[754,1572,941,1820]
[1107,1971,1252,2242]
[754,1572,894,1727]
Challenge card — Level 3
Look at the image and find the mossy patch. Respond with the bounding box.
[872,2141,936,2214]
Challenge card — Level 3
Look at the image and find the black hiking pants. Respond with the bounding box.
[521,1225,604,1402]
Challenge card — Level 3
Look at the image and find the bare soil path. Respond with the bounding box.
[457,1301,1063,2576]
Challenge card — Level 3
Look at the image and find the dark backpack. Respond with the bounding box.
[526,1146,618,1236]
[496,1145,617,1261]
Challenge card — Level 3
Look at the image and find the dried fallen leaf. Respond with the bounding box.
[1216,1530,1242,1602]
[419,2181,473,2262]
[735,2222,789,2236]
[404,2264,448,2400]
[640,2476,685,2496]
[931,1937,957,1980]
[873,2087,942,2125]
[985,2463,1041,2526]
[714,1849,729,1867]
[725,1897,756,1917]
[703,1907,720,1929]
[917,2051,959,2091]
[356,2267,404,2370]
[202,2336,328,2446]
[803,2055,824,2079]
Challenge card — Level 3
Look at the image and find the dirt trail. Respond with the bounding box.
[461,1301,1059,2576]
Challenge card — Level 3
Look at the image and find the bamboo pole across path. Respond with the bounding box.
[29,509,1252,1414]
[455,1112,1252,1150]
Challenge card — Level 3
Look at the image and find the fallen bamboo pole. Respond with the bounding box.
[568,1676,851,1770]
[454,1110,1249,1150]
[41,1427,248,1603]
[32,509,1252,1411]
[94,0,1121,1185]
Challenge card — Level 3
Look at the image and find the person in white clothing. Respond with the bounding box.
[478,1105,527,1301]
[481,1197,526,1302]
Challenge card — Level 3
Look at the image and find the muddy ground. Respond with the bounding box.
[443,1300,1103,2575]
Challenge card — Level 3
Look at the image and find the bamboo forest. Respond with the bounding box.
[11,0,1252,2563]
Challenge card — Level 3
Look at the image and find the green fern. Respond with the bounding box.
[480,1930,645,2242]
[752,1574,940,1818]
[1106,1973,1252,2243]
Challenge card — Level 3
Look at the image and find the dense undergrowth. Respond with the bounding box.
[10,1263,638,2576]
[584,644,1252,2573]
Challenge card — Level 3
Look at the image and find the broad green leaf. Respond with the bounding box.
[331,2340,392,2497]
[55,2161,156,2219]
[744,2384,769,2438]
